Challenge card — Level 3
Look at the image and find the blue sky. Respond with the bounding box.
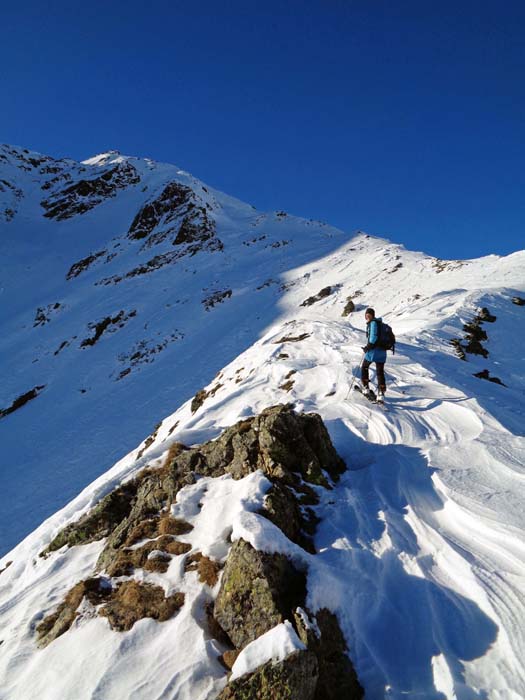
[2,0,524,259]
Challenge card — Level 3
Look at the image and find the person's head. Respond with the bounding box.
[365,307,375,322]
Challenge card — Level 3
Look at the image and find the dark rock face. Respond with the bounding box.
[451,307,496,360]
[301,287,333,307]
[127,180,221,257]
[33,302,62,327]
[217,650,319,700]
[0,385,46,420]
[80,310,137,348]
[214,539,307,650]
[203,289,232,311]
[473,369,506,386]
[512,296,525,306]
[127,181,194,241]
[294,608,363,700]
[66,250,107,280]
[41,162,140,220]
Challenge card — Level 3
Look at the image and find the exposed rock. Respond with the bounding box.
[43,477,141,554]
[450,338,466,361]
[37,578,111,647]
[214,539,307,650]
[80,310,136,348]
[279,370,297,392]
[116,332,184,379]
[280,380,295,392]
[342,298,355,316]
[105,536,191,576]
[127,181,194,240]
[44,404,345,571]
[98,580,184,632]
[41,163,140,220]
[432,259,467,274]
[218,650,318,700]
[191,383,222,413]
[66,250,106,280]
[203,289,232,311]
[473,369,506,386]
[300,287,333,307]
[388,262,403,274]
[135,422,162,461]
[274,333,311,344]
[0,561,12,576]
[478,307,496,322]
[451,308,496,360]
[263,483,317,553]
[33,302,62,327]
[294,608,364,699]
[0,385,46,420]
[512,296,525,306]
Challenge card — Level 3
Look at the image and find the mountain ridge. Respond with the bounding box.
[0,143,524,699]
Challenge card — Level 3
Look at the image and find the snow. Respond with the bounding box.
[230,621,307,681]
[1,143,525,699]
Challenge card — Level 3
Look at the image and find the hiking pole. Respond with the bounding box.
[346,351,365,400]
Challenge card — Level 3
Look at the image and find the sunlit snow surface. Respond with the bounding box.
[0,145,524,699]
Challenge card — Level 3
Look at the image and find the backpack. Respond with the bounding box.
[376,320,396,353]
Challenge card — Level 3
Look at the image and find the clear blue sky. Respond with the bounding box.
[2,1,524,259]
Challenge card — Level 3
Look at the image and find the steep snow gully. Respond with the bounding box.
[0,145,524,699]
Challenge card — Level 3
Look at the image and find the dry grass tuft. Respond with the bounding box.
[99,580,184,631]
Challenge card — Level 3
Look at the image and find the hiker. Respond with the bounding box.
[361,307,387,401]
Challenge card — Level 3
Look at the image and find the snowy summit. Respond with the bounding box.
[0,143,524,699]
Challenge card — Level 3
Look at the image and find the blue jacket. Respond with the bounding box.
[365,318,387,363]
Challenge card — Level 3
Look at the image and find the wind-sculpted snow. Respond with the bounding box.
[0,143,524,699]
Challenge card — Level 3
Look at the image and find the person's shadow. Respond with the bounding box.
[316,419,498,699]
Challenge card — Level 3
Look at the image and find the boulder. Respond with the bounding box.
[217,650,318,700]
[214,539,306,650]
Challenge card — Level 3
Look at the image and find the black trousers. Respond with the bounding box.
[361,359,386,392]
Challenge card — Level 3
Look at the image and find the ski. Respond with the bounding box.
[353,385,388,410]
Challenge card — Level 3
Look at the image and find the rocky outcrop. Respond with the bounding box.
[342,297,355,316]
[127,180,222,256]
[451,307,496,360]
[128,181,194,240]
[300,286,333,307]
[42,404,343,565]
[0,385,46,420]
[473,369,506,386]
[294,608,363,700]
[41,162,140,220]
[37,405,361,697]
[213,540,363,699]
[217,650,318,700]
[214,539,307,649]
[80,310,137,348]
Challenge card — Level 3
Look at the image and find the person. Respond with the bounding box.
[361,307,387,401]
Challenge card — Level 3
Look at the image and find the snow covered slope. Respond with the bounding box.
[0,143,347,554]
[1,144,524,699]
